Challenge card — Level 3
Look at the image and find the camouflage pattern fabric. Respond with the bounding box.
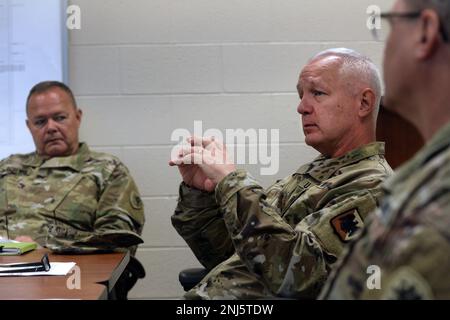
[172,142,392,299]
[0,143,145,253]
[321,123,450,300]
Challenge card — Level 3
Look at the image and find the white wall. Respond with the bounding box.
[68,0,394,299]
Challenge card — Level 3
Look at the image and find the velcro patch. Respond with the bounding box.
[330,209,363,242]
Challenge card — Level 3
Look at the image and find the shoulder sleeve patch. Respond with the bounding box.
[130,190,143,210]
[330,208,364,242]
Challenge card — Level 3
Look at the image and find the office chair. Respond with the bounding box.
[179,267,210,291]
[111,256,146,299]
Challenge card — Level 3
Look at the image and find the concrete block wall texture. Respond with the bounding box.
[69,0,394,299]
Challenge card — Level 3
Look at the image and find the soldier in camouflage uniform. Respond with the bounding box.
[170,48,393,299]
[320,0,450,300]
[0,81,145,253]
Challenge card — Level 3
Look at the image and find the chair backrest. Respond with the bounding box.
[376,100,424,169]
[111,256,146,300]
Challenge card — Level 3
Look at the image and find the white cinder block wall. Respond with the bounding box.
[68,0,394,299]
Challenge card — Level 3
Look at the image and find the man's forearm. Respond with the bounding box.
[171,182,234,269]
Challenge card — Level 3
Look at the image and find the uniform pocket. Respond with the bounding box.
[53,175,99,231]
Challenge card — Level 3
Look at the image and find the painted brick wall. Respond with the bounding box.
[68,0,393,299]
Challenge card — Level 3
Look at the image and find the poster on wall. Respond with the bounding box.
[0,0,67,159]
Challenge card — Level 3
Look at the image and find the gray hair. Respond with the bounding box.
[408,0,450,42]
[310,48,382,109]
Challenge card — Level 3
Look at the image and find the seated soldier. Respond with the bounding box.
[169,48,393,299]
[0,81,145,297]
[0,81,145,251]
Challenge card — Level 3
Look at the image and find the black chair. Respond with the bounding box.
[179,267,209,291]
[111,256,146,299]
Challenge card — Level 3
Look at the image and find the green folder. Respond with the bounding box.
[0,242,38,255]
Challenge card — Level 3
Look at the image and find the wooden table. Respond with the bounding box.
[0,248,130,300]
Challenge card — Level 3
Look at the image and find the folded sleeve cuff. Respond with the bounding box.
[215,169,260,207]
[177,182,217,210]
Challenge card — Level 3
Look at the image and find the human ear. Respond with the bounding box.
[358,89,376,118]
[416,9,441,59]
[76,108,82,121]
[75,108,83,128]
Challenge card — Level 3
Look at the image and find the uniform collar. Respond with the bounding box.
[22,143,90,172]
[296,142,385,182]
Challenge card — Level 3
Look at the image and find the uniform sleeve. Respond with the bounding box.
[324,197,450,300]
[216,169,381,298]
[47,162,145,254]
[171,182,234,270]
[372,228,450,300]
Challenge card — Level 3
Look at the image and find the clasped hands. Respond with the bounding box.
[169,136,236,192]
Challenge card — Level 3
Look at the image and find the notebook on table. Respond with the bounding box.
[0,241,38,255]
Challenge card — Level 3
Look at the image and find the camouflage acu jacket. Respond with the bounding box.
[0,143,145,253]
[321,124,450,300]
[172,142,392,299]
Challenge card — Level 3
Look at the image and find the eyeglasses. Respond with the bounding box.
[371,11,449,43]
[0,253,51,273]
[371,11,421,41]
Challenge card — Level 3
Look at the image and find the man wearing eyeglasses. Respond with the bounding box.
[0,81,145,254]
[321,0,450,299]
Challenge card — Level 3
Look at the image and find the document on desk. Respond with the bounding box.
[0,262,76,277]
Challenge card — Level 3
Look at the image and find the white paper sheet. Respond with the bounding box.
[0,262,76,276]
